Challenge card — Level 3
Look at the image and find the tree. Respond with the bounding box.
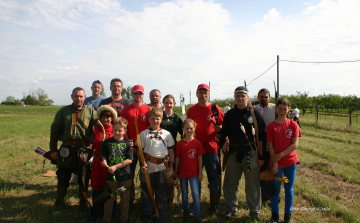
[122,86,133,101]
[289,91,313,116]
[1,96,21,105]
[100,84,106,97]
[21,88,54,106]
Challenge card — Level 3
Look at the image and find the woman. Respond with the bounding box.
[90,105,117,222]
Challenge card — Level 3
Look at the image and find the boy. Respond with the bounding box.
[139,107,175,223]
[101,117,133,223]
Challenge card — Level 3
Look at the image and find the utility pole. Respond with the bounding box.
[277,55,280,99]
[189,90,191,105]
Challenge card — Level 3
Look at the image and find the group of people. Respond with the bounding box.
[48,79,301,223]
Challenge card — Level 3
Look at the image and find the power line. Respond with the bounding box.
[247,62,277,86]
[209,84,233,94]
[280,59,360,63]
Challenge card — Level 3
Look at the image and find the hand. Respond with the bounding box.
[101,160,108,168]
[258,160,265,168]
[169,166,174,176]
[197,174,203,183]
[141,163,148,173]
[128,140,134,147]
[272,163,278,174]
[214,125,222,133]
[51,152,58,160]
[271,154,282,162]
[222,144,229,153]
[108,165,117,174]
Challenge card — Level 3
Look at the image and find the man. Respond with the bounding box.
[148,89,162,108]
[120,85,151,203]
[224,103,231,114]
[187,83,224,214]
[84,80,105,110]
[100,78,131,117]
[292,105,300,127]
[254,88,276,127]
[220,86,267,220]
[50,87,97,211]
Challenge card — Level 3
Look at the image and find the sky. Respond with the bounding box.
[0,0,359,105]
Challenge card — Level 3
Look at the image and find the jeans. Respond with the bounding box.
[202,153,219,191]
[180,177,201,217]
[271,164,297,214]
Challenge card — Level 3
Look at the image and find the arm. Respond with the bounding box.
[101,156,108,167]
[168,147,175,174]
[108,159,133,174]
[197,155,203,183]
[272,137,299,162]
[175,157,180,178]
[268,142,278,174]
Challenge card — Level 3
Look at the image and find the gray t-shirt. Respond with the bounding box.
[84,95,105,110]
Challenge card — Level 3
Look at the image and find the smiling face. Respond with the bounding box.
[183,122,195,138]
[163,97,175,111]
[113,124,126,140]
[100,111,112,126]
[110,81,123,96]
[71,89,86,109]
[132,91,144,102]
[91,83,102,97]
[150,90,161,105]
[149,114,162,130]
[196,89,209,103]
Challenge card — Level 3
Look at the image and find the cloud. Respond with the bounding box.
[253,7,281,27]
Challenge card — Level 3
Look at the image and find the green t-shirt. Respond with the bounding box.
[160,111,183,144]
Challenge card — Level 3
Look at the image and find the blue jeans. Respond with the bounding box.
[180,177,201,217]
[271,164,297,214]
[202,153,219,191]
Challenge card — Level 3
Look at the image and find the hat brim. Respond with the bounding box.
[97,105,118,121]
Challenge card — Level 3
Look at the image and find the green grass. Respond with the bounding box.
[1,106,360,222]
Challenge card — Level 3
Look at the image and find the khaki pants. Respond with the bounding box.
[103,179,132,221]
[223,152,261,216]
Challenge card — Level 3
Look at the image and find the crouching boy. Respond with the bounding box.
[138,107,175,223]
[101,117,133,223]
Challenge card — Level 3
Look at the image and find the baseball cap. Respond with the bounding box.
[197,83,210,91]
[234,86,249,95]
[132,85,144,93]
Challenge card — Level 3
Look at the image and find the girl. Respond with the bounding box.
[267,98,301,223]
[175,119,204,223]
[160,94,183,207]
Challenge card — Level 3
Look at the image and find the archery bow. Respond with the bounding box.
[134,116,159,219]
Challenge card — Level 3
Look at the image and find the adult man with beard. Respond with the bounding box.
[187,83,224,215]
[220,86,267,220]
[100,78,131,117]
[148,89,162,109]
[50,87,98,211]
[84,80,105,110]
[120,85,151,203]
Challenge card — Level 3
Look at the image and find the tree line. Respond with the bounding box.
[1,88,54,106]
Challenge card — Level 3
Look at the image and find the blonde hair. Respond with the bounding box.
[182,118,196,137]
[113,117,128,129]
[162,94,176,104]
[148,107,163,119]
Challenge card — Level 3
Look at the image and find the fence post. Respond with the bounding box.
[349,104,352,125]
[316,104,319,132]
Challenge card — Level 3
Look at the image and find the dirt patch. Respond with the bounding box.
[298,164,360,201]
[0,138,12,146]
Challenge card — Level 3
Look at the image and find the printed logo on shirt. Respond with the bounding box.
[247,116,253,124]
[285,129,293,138]
[207,114,213,122]
[141,114,147,122]
[188,149,196,158]
[84,119,90,127]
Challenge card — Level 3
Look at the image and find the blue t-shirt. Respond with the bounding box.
[84,96,105,110]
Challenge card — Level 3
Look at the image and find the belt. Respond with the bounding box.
[144,153,168,165]
[62,140,89,146]
[229,141,255,147]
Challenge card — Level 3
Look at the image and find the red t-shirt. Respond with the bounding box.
[120,103,151,143]
[187,103,224,154]
[267,119,302,168]
[176,139,205,178]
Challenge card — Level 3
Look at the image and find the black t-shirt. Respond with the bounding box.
[100,97,131,117]
[100,137,133,182]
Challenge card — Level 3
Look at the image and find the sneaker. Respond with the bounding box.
[269,212,279,223]
[182,211,190,222]
[222,212,235,220]
[194,216,202,223]
[284,213,293,223]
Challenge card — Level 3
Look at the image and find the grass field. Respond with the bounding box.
[0,106,359,222]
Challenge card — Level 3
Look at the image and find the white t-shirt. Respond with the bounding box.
[224,106,230,114]
[137,128,175,174]
[293,108,300,118]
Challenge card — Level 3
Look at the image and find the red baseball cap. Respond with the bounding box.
[197,83,210,91]
[132,85,144,93]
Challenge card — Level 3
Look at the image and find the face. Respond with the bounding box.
[113,124,126,139]
[132,91,144,102]
[234,93,248,107]
[149,114,162,129]
[100,112,112,127]
[196,89,209,103]
[163,98,175,110]
[258,92,270,107]
[91,83,102,96]
[183,122,195,137]
[150,91,161,104]
[71,90,86,108]
[276,104,289,117]
[110,81,122,95]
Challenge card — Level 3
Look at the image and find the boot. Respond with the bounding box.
[209,190,220,215]
[50,185,67,212]
[270,212,279,223]
[79,185,90,211]
[284,213,293,223]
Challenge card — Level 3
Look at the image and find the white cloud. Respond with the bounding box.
[253,7,281,27]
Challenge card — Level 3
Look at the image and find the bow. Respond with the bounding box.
[134,116,159,219]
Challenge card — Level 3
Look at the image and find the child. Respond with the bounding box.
[175,118,204,223]
[160,94,183,207]
[101,117,133,223]
[267,98,301,223]
[139,107,175,223]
